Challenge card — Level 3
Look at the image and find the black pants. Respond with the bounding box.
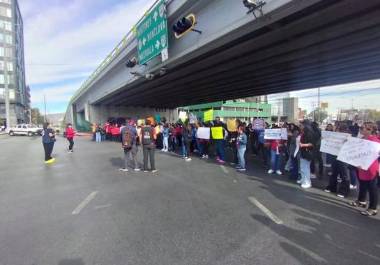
[358,178,378,210]
[311,151,324,176]
[43,142,54,161]
[328,159,349,196]
[143,145,156,171]
[67,138,74,151]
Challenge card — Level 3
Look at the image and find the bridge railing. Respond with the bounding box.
[70,0,170,104]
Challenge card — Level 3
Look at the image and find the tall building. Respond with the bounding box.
[0,0,27,126]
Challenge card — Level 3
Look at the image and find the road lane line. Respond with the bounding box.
[248,197,284,225]
[94,204,112,210]
[72,191,98,215]
[220,165,229,174]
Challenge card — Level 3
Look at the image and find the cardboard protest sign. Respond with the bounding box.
[196,127,210,140]
[337,137,380,170]
[227,119,237,132]
[264,128,287,140]
[320,131,351,156]
[204,109,213,122]
[211,127,223,140]
[179,111,188,123]
[253,118,265,130]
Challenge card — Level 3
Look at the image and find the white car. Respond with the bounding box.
[8,124,42,136]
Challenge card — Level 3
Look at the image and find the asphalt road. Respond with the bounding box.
[0,135,379,265]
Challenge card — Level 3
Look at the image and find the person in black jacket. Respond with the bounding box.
[42,122,56,164]
[298,120,315,189]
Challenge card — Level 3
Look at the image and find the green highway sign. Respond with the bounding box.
[136,0,168,65]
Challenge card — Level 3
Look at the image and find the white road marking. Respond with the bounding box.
[72,191,98,215]
[248,197,284,225]
[94,204,112,210]
[358,250,380,262]
[220,165,229,174]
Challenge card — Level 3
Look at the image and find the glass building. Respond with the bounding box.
[0,0,27,126]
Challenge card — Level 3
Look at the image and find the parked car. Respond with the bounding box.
[7,124,42,136]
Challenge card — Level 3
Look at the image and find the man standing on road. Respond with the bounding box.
[119,120,140,172]
[42,122,56,164]
[140,119,157,173]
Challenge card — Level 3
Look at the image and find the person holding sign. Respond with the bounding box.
[349,122,379,216]
[236,125,248,171]
[211,119,228,164]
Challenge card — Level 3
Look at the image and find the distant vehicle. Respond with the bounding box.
[7,124,42,136]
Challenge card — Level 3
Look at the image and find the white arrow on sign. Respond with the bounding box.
[155,40,160,50]
[143,38,147,46]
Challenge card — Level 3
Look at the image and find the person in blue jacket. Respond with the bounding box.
[236,125,248,171]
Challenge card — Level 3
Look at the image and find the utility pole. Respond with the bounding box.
[317,87,321,123]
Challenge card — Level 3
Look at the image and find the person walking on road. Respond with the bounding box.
[65,123,75,153]
[119,120,140,172]
[162,123,169,152]
[95,124,102,143]
[140,119,157,173]
[42,122,56,164]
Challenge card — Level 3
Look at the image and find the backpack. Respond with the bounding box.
[142,126,154,145]
[123,128,133,149]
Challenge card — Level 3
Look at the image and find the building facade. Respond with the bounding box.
[0,0,27,126]
[183,100,271,123]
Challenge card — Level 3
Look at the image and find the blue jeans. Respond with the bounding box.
[300,158,311,185]
[215,140,225,161]
[237,146,246,169]
[270,150,280,171]
[95,132,101,142]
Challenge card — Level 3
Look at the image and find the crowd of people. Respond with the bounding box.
[83,116,380,217]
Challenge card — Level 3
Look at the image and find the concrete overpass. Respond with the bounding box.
[66,0,380,126]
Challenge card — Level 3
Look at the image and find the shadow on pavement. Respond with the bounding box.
[110,157,123,168]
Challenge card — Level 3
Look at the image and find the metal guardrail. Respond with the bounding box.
[69,0,168,104]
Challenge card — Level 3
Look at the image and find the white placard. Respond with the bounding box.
[264,128,287,140]
[253,118,265,130]
[196,127,210,140]
[337,137,380,170]
[161,47,168,62]
[320,131,351,156]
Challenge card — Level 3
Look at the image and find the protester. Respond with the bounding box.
[162,123,169,152]
[310,122,323,179]
[140,119,158,172]
[119,120,140,172]
[95,124,102,143]
[236,125,248,171]
[324,124,350,197]
[211,118,228,164]
[181,123,192,161]
[298,120,315,189]
[65,123,75,153]
[267,125,283,175]
[349,122,379,216]
[42,122,56,164]
[288,124,300,180]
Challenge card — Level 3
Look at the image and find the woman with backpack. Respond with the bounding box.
[42,122,56,164]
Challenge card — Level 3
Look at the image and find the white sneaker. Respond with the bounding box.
[301,183,312,189]
[276,170,282,175]
[267,169,274,174]
[310,174,317,179]
[119,168,128,172]
[185,157,192,162]
[151,169,158,173]
[297,179,302,184]
[350,184,357,190]
[134,168,141,172]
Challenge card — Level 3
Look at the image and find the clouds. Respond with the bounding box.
[18,0,156,112]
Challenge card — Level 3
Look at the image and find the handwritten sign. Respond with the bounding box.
[253,118,265,130]
[264,128,287,140]
[204,109,213,122]
[211,127,224,140]
[320,131,351,156]
[227,119,237,132]
[196,127,210,140]
[337,137,380,170]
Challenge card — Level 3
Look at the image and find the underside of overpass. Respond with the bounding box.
[96,0,380,108]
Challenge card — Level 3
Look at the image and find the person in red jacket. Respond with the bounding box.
[65,123,76,153]
[349,122,379,216]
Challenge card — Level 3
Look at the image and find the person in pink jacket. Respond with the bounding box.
[349,122,379,216]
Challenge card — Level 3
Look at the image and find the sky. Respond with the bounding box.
[18,0,155,114]
[18,0,380,115]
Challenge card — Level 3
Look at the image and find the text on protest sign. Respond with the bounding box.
[320,131,351,156]
[264,128,288,140]
[337,137,380,170]
[196,127,210,140]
